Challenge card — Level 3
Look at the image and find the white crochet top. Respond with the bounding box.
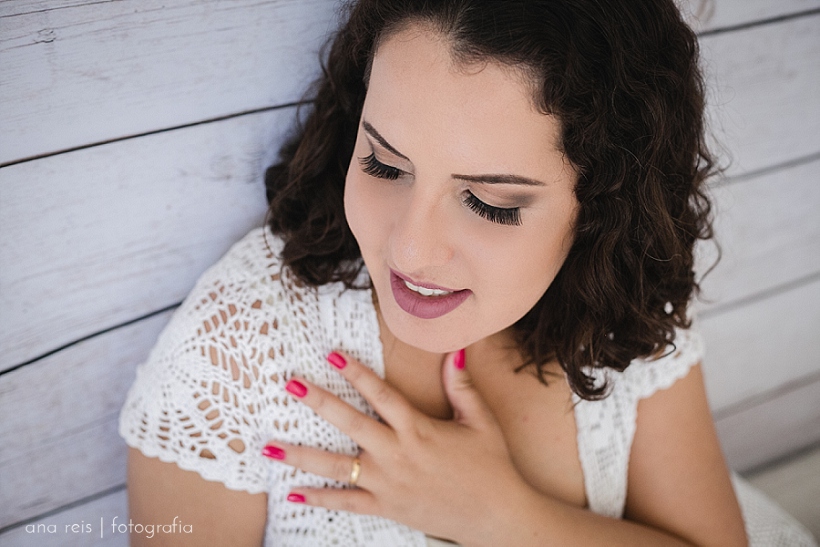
[120,227,816,547]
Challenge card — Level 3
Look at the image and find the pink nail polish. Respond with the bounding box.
[327,352,347,369]
[454,349,466,370]
[287,493,306,503]
[262,445,286,460]
[286,379,308,398]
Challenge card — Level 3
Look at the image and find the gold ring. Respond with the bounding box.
[349,457,361,486]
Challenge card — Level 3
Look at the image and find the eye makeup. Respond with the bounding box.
[462,192,522,226]
[359,153,403,180]
[358,153,523,227]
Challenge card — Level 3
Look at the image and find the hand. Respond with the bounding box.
[262,350,527,545]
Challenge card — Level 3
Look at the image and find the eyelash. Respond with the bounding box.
[462,193,522,226]
[358,153,522,226]
[359,153,402,180]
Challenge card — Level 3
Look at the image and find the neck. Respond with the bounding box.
[375,304,454,419]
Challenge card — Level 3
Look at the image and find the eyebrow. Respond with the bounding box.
[363,120,409,161]
[451,173,546,187]
[362,119,547,187]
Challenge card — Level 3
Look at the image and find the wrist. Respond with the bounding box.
[459,471,554,547]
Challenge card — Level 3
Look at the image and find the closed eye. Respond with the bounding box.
[359,153,402,180]
[463,192,522,226]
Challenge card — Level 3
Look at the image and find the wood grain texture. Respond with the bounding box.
[0,489,128,546]
[2,0,819,536]
[744,445,820,538]
[0,418,125,529]
[717,375,820,472]
[700,277,820,412]
[700,13,820,178]
[0,107,295,372]
[697,158,820,311]
[0,311,171,527]
[0,0,338,164]
[678,0,820,32]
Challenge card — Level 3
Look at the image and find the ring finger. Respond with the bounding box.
[262,442,371,488]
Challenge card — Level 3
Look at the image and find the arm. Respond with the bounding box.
[127,448,267,547]
[625,363,747,544]
[477,364,746,547]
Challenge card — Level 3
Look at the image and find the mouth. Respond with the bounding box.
[389,269,472,319]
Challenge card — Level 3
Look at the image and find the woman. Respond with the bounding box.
[120,1,813,545]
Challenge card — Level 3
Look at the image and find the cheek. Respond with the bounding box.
[344,172,388,257]
[478,215,575,308]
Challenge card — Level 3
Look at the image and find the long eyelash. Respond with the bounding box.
[463,192,522,226]
[358,153,402,180]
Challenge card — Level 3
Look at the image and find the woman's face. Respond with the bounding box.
[345,24,579,353]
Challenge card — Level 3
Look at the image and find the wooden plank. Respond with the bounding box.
[0,312,171,527]
[678,0,820,32]
[0,107,293,371]
[696,158,820,311]
[0,489,129,546]
[0,419,126,529]
[700,277,820,412]
[3,1,819,170]
[0,311,171,464]
[716,376,820,472]
[0,0,338,164]
[700,14,820,178]
[744,445,820,538]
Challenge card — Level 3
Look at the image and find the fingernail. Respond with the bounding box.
[327,352,347,370]
[262,445,286,460]
[287,493,306,503]
[454,349,466,370]
[286,379,308,398]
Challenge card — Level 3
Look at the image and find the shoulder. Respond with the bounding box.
[119,228,333,491]
[621,326,704,401]
[172,227,325,339]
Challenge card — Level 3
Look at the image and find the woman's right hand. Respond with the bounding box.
[262,350,533,546]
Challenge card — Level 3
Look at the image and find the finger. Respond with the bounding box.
[441,349,495,427]
[284,376,391,450]
[286,487,380,516]
[262,442,369,487]
[326,351,419,430]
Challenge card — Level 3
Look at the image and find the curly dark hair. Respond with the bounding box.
[265,0,717,400]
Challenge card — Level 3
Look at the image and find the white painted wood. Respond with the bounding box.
[696,158,820,311]
[3,17,819,372]
[0,311,171,464]
[700,14,820,178]
[745,445,820,539]
[700,277,820,412]
[0,0,338,164]
[0,312,171,527]
[0,489,128,546]
[716,376,820,472]
[3,1,819,171]
[1,2,818,538]
[678,0,820,32]
[0,418,125,529]
[0,107,295,371]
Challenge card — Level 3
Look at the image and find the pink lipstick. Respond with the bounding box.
[389,269,471,319]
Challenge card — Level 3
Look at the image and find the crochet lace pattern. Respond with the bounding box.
[120,227,816,547]
[120,228,425,545]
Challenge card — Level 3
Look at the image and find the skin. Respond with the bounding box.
[344,26,579,355]
[127,23,747,547]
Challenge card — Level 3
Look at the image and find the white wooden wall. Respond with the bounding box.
[1,0,818,543]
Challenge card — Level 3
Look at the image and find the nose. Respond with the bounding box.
[389,187,455,274]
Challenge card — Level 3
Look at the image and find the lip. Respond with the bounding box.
[389,269,460,292]
[389,269,471,319]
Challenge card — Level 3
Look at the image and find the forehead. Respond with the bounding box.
[364,24,564,173]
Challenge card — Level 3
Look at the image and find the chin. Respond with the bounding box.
[379,305,482,353]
